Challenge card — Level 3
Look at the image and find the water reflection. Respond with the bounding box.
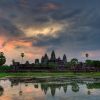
[34,84,38,89]
[87,90,91,95]
[19,82,23,96]
[71,82,79,92]
[0,86,4,96]
[87,83,100,89]
[0,78,100,100]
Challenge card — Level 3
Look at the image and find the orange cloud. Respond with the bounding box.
[1,40,32,52]
[0,37,6,49]
[0,36,47,64]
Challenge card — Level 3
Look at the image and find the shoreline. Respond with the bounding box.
[0,76,100,83]
[0,72,100,81]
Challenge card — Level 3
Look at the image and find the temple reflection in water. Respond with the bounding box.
[0,79,100,100]
[9,78,81,96]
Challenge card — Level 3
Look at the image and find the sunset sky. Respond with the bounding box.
[0,0,100,64]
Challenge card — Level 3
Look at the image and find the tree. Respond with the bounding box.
[50,50,56,62]
[0,52,6,66]
[85,53,89,60]
[85,60,93,67]
[21,53,25,64]
[70,58,78,68]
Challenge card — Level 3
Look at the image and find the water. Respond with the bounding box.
[0,78,100,100]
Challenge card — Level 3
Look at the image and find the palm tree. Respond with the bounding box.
[85,53,89,60]
[21,53,25,64]
[0,52,6,66]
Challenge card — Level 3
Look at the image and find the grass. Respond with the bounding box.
[0,72,100,78]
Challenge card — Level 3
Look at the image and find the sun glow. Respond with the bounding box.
[21,23,65,37]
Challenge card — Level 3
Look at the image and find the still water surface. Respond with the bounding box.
[0,78,100,100]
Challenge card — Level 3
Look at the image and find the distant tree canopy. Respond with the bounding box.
[0,66,12,71]
[86,60,100,67]
[0,52,6,66]
[70,58,78,67]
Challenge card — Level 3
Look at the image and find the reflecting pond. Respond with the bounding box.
[0,78,100,100]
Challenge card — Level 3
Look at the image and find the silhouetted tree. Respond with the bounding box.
[0,52,6,66]
[70,58,78,67]
[21,53,25,64]
[85,53,89,60]
[85,60,92,67]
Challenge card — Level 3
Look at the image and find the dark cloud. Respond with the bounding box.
[33,34,62,46]
[33,25,100,52]
[0,18,23,37]
[1,0,100,61]
[33,15,50,24]
[51,9,82,21]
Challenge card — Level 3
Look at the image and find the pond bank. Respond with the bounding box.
[0,72,100,80]
[0,77,100,84]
